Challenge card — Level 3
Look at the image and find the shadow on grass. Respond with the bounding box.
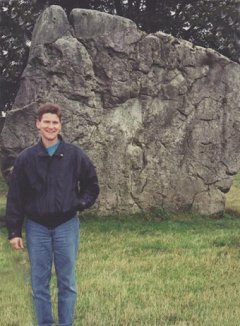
[225,208,240,219]
[80,207,240,236]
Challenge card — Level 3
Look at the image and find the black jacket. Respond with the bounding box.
[6,137,99,239]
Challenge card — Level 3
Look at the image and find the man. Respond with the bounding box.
[6,103,99,326]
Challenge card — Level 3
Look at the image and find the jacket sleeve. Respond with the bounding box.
[78,152,100,211]
[6,156,26,239]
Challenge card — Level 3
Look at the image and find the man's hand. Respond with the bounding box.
[9,237,24,250]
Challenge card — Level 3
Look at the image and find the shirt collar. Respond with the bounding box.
[37,135,65,158]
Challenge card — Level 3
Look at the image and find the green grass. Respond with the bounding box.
[1,175,240,325]
[1,213,240,325]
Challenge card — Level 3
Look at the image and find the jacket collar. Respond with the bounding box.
[36,135,65,158]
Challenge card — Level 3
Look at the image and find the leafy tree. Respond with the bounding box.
[112,0,239,63]
[0,0,239,111]
[0,0,40,110]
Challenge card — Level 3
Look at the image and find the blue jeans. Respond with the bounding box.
[26,217,80,326]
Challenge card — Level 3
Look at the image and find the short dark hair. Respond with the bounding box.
[37,103,62,121]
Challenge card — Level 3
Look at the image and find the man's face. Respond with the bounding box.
[36,113,61,145]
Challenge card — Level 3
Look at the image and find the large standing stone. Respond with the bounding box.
[1,5,240,215]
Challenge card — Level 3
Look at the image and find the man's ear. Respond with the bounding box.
[36,119,40,129]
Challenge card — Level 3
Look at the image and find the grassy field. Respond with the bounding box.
[1,176,240,325]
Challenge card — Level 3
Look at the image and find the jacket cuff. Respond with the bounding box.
[78,199,87,211]
[8,230,22,240]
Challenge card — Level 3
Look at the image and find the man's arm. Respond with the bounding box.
[78,152,100,211]
[6,156,26,244]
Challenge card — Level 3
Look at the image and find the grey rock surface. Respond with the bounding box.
[1,5,240,215]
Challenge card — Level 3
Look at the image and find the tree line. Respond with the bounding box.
[0,0,239,110]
